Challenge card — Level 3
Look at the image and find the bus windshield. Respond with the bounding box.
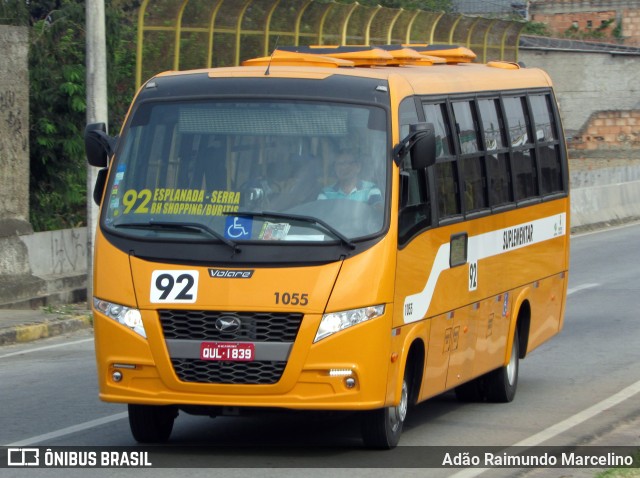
[103,99,388,243]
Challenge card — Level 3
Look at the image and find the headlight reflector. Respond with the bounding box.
[94,298,146,338]
[314,305,385,342]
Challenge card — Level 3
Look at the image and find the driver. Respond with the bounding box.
[318,152,382,205]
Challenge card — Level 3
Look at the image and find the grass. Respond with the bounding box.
[41,303,90,316]
[596,450,640,478]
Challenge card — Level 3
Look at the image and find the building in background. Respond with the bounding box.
[452,1,640,47]
[529,0,640,46]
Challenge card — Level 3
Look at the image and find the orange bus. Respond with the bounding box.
[85,45,569,449]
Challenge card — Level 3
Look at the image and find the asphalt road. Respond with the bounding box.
[2,223,640,477]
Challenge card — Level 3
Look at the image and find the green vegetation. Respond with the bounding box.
[522,21,551,37]
[2,0,454,231]
[596,449,640,478]
[563,18,616,41]
[597,470,640,477]
[4,0,516,231]
[612,20,625,43]
[1,0,137,231]
[29,2,89,231]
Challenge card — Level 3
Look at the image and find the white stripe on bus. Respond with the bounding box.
[403,213,567,323]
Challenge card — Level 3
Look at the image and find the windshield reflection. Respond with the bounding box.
[104,100,388,243]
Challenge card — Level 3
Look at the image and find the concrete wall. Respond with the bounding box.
[520,46,640,230]
[0,25,38,306]
[519,48,640,135]
[0,228,87,308]
[0,25,86,308]
[570,110,640,151]
[0,26,30,234]
[530,0,640,47]
[570,161,640,229]
[20,228,87,277]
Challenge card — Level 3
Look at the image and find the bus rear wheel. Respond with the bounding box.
[128,404,178,443]
[485,329,519,403]
[361,373,409,449]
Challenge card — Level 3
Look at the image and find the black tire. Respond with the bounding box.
[485,329,519,403]
[361,373,410,449]
[128,404,178,443]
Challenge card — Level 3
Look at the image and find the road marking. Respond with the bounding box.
[4,412,128,446]
[448,378,640,478]
[0,338,93,360]
[567,283,599,296]
[572,220,640,238]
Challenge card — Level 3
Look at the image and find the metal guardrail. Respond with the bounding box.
[136,0,526,88]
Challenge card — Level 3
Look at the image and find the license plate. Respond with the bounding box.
[200,342,255,362]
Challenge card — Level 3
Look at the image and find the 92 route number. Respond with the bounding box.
[150,270,198,303]
[468,261,478,291]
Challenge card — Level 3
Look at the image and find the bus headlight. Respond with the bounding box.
[314,305,385,342]
[93,298,146,338]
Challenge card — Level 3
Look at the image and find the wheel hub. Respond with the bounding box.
[389,380,408,432]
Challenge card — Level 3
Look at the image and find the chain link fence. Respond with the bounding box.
[136,0,526,87]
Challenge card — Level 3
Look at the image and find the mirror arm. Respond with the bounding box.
[393,131,426,166]
[95,130,116,158]
[392,142,408,166]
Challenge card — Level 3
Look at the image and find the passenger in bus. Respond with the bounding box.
[318,152,382,204]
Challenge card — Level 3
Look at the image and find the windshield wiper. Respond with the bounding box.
[224,211,356,250]
[113,220,239,253]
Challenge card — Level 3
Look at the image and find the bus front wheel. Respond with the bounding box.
[361,373,409,449]
[128,404,178,443]
[485,329,519,403]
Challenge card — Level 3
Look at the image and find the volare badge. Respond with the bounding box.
[208,268,254,278]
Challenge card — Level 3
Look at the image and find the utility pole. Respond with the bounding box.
[85,0,108,307]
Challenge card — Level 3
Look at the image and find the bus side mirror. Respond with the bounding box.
[393,123,436,169]
[85,123,115,167]
[408,123,436,170]
[93,168,109,205]
[399,171,410,208]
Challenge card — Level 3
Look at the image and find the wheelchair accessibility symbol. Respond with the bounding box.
[225,216,252,239]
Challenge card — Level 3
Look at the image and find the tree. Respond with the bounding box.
[8,0,135,231]
[29,1,87,230]
[8,0,454,230]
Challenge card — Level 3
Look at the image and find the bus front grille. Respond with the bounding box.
[159,310,302,342]
[171,358,286,384]
[159,310,302,385]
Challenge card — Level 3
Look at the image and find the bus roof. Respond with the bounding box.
[189,63,553,96]
[151,45,553,97]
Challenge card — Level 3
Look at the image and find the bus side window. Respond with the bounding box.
[423,103,452,159]
[529,94,564,195]
[423,102,460,221]
[452,100,487,213]
[398,97,431,244]
[436,160,461,218]
[512,149,538,200]
[503,96,539,201]
[477,98,513,207]
[460,156,487,213]
[485,153,513,206]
